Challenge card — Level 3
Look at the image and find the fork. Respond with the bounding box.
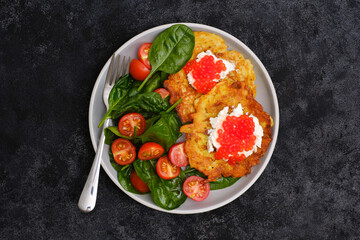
[78,54,130,213]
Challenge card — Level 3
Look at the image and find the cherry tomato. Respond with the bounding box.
[154,88,170,99]
[183,176,210,202]
[138,43,152,69]
[156,156,180,180]
[169,142,189,167]
[129,59,150,81]
[118,113,146,137]
[138,142,164,160]
[111,138,136,165]
[130,170,150,193]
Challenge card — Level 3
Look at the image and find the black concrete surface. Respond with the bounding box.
[1,0,359,239]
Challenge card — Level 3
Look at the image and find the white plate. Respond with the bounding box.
[89,23,279,214]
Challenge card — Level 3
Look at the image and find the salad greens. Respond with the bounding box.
[135,111,182,152]
[209,176,240,190]
[138,24,195,91]
[101,24,241,210]
[104,102,182,152]
[104,126,131,145]
[109,153,142,194]
[133,159,187,210]
[99,72,169,127]
[182,167,240,190]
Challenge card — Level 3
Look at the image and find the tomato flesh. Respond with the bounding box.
[118,113,146,137]
[138,142,164,160]
[129,59,150,81]
[130,170,150,193]
[138,43,152,69]
[183,176,210,201]
[111,138,136,165]
[156,156,180,180]
[154,88,170,99]
[169,142,189,167]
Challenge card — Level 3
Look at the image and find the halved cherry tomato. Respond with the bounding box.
[156,156,180,180]
[129,59,150,81]
[118,113,146,137]
[130,170,150,193]
[169,142,189,167]
[154,88,170,99]
[138,142,164,160]
[138,43,152,69]
[183,176,210,202]
[111,138,136,165]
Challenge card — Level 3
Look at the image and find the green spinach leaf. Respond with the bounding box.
[133,159,186,210]
[137,111,182,152]
[182,167,240,190]
[182,167,206,179]
[209,177,240,190]
[99,74,133,127]
[104,103,182,150]
[99,73,169,127]
[138,24,195,91]
[109,152,142,194]
[104,126,132,145]
[143,72,169,93]
[110,92,170,120]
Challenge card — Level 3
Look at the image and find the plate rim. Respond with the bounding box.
[88,22,280,214]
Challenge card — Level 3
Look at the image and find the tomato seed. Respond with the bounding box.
[161,162,167,172]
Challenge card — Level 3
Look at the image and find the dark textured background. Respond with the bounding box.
[1,0,359,239]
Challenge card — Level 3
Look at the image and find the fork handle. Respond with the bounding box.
[78,119,110,212]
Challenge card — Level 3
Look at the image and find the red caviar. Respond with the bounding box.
[215,115,256,165]
[183,55,227,94]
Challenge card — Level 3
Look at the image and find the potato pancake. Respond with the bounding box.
[180,81,272,182]
[164,31,256,123]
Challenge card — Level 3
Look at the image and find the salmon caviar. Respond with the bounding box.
[215,115,256,165]
[183,55,227,94]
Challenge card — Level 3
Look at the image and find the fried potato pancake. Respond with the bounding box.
[180,81,272,182]
[164,31,256,123]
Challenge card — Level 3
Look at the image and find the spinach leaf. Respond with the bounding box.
[99,73,169,127]
[138,24,195,91]
[104,101,182,150]
[182,167,207,179]
[104,126,132,145]
[108,75,134,108]
[133,159,186,210]
[110,92,170,120]
[137,111,182,152]
[143,72,169,93]
[109,152,142,194]
[99,74,133,127]
[99,75,132,127]
[109,151,123,172]
[209,177,240,190]
[182,167,240,190]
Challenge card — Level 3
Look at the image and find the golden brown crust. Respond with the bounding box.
[163,70,201,123]
[180,81,272,182]
[164,31,272,181]
[164,31,256,123]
